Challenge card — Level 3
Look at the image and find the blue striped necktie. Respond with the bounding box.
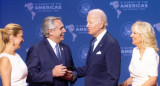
[56,44,62,63]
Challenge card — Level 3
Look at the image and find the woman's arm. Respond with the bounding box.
[142,48,159,86]
[0,57,11,86]
[119,77,132,86]
[141,76,157,86]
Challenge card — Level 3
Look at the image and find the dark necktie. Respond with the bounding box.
[56,44,62,63]
[88,38,97,61]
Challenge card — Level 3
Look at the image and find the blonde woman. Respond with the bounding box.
[120,21,159,86]
[0,23,28,86]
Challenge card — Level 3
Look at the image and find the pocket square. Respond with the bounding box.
[96,51,101,54]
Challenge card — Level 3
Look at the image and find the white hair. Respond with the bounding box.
[42,16,60,38]
[88,9,108,26]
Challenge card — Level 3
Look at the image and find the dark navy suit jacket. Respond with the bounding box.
[76,32,121,86]
[26,38,74,86]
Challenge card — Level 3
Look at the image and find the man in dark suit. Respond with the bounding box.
[26,16,75,86]
[75,9,121,86]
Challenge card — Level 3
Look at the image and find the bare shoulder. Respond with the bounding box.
[0,57,11,67]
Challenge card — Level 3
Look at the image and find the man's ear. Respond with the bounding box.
[100,21,104,29]
[48,29,53,36]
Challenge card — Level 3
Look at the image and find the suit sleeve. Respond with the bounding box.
[75,66,86,78]
[26,46,53,83]
[105,41,121,86]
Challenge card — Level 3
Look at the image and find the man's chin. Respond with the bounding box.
[61,38,64,41]
[88,32,91,35]
[16,46,21,50]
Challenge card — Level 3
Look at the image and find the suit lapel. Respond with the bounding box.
[86,38,95,64]
[87,42,104,66]
[86,32,109,72]
[43,38,60,64]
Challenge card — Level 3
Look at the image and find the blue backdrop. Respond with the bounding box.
[0,0,160,86]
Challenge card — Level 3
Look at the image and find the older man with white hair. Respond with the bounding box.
[75,9,121,86]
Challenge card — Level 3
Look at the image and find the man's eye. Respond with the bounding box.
[60,27,63,30]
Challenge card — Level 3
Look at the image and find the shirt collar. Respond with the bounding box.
[96,29,107,42]
[47,38,57,49]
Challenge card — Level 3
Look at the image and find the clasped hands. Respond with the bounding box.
[52,64,74,81]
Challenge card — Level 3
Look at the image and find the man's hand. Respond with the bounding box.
[61,70,74,81]
[52,64,67,77]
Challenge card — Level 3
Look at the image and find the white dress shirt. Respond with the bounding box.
[47,38,61,57]
[93,29,107,51]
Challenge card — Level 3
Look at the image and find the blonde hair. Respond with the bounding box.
[0,23,22,53]
[131,21,159,52]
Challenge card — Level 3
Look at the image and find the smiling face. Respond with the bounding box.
[13,30,24,49]
[130,26,142,47]
[49,19,66,43]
